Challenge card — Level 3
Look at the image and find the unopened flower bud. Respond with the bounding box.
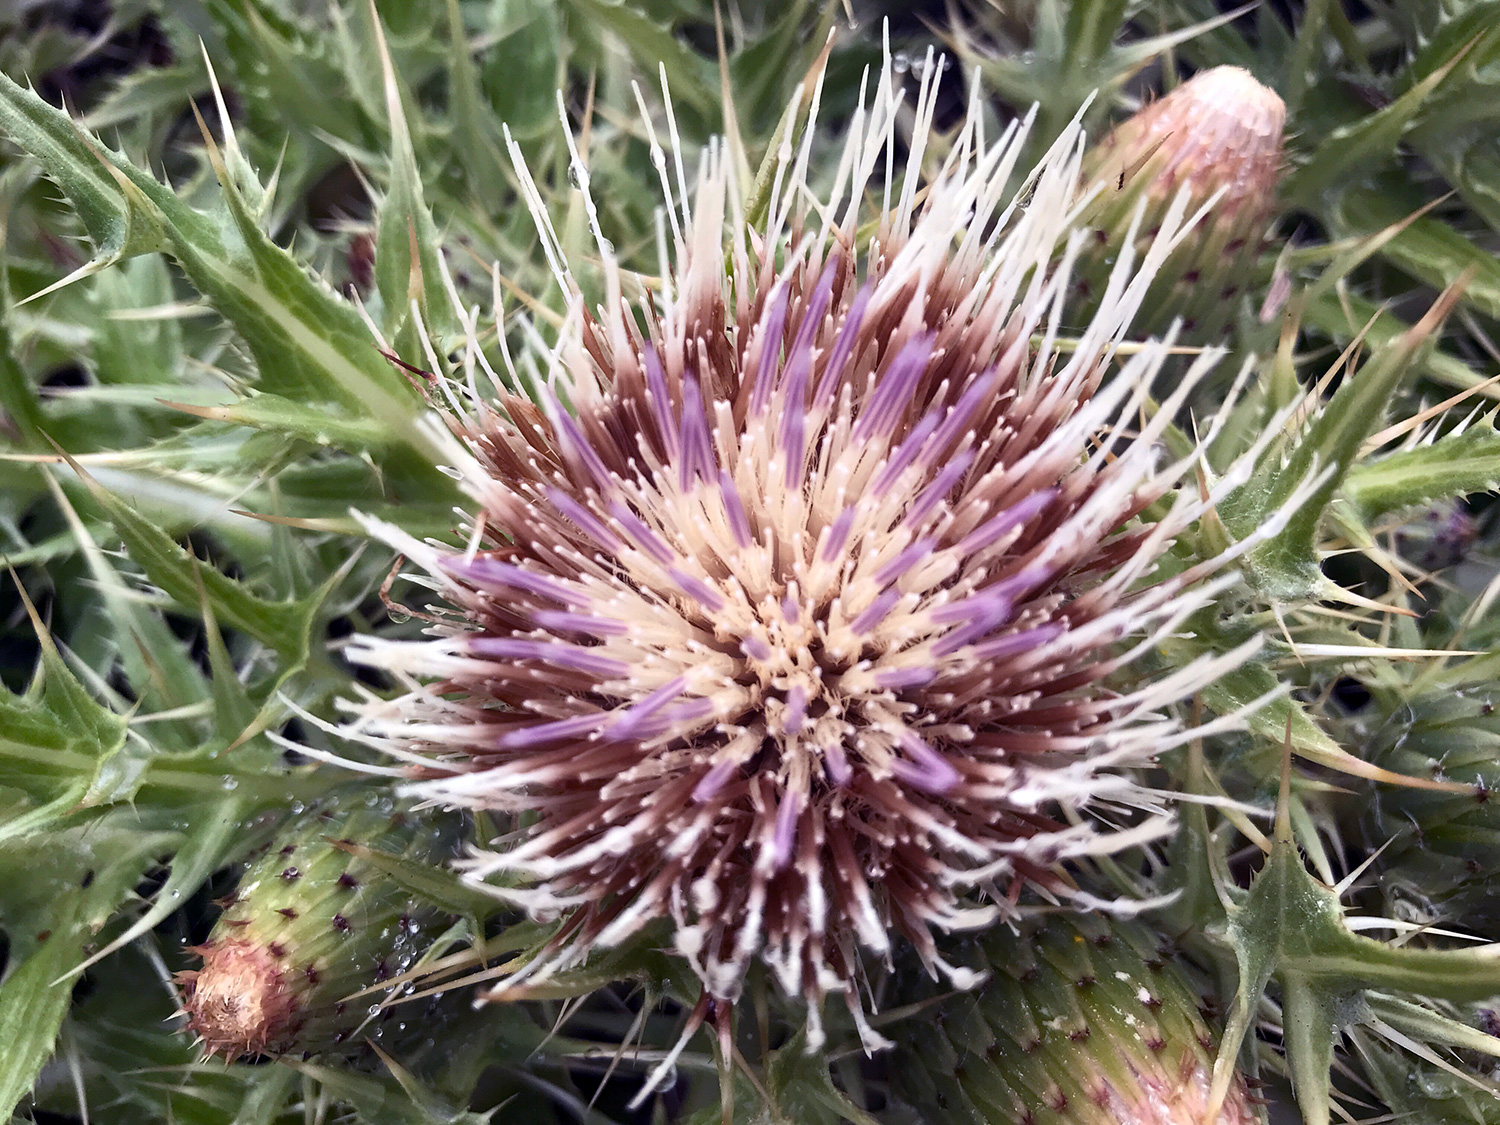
[1078,66,1286,342]
[177,795,460,1059]
[891,913,1260,1124]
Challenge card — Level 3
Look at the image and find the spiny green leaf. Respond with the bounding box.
[1420,137,1500,238]
[1225,281,1463,590]
[162,393,393,451]
[1198,661,1449,787]
[0,68,458,487]
[1282,0,1332,113]
[1341,423,1500,521]
[72,462,315,659]
[285,1059,493,1125]
[369,2,454,351]
[1215,795,1500,1125]
[0,305,44,445]
[474,0,562,144]
[1286,29,1477,204]
[1303,289,1487,396]
[0,75,167,293]
[1397,0,1500,133]
[0,813,180,1119]
[45,466,213,745]
[765,1024,882,1125]
[0,900,96,1117]
[1354,1025,1500,1124]
[1335,183,1500,321]
[80,59,210,133]
[1061,0,1129,68]
[198,568,259,740]
[87,254,183,388]
[1365,994,1500,1062]
[562,0,716,116]
[1280,975,1340,1125]
[199,0,364,152]
[63,794,259,980]
[440,0,510,189]
[0,579,130,818]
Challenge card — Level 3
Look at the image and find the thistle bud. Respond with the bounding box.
[1078,66,1286,341]
[177,795,461,1059]
[890,914,1259,1124]
[1364,689,1500,934]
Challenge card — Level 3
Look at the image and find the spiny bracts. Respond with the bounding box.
[1364,687,1500,935]
[177,795,458,1059]
[890,912,1261,1124]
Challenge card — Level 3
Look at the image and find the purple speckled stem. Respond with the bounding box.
[821,507,857,562]
[643,345,680,459]
[679,374,717,488]
[608,676,689,740]
[552,398,614,490]
[871,412,941,496]
[549,490,626,553]
[903,451,975,528]
[771,791,802,870]
[531,609,629,637]
[851,587,902,635]
[693,758,738,803]
[969,622,1064,661]
[719,470,754,547]
[783,684,808,734]
[668,567,726,611]
[610,501,677,566]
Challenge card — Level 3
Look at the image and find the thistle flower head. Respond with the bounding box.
[346,56,1279,1057]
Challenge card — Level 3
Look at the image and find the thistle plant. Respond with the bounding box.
[344,59,1286,1073]
[4,2,1500,1124]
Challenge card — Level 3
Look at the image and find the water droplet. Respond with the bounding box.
[220,776,238,791]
